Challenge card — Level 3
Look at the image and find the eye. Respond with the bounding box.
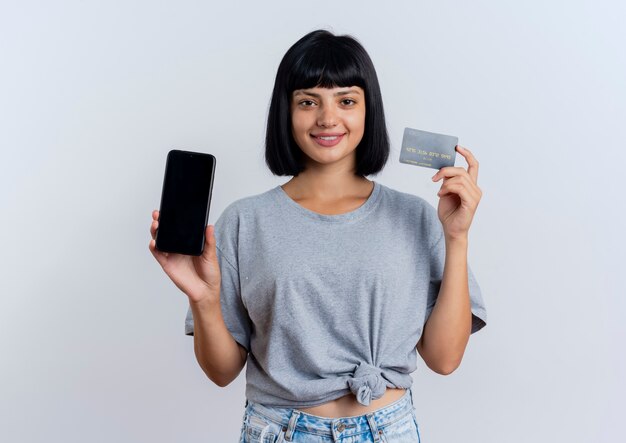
[342,99,356,106]
[298,100,315,107]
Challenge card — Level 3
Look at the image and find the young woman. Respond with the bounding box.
[149,29,487,443]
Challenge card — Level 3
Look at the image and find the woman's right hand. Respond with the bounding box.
[148,210,221,305]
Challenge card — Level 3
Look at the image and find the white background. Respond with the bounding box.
[1,0,624,441]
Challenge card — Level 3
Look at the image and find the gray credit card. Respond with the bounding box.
[399,127,458,170]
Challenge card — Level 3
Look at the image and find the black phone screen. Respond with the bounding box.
[155,150,216,256]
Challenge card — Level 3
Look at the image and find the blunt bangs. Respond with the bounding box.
[265,29,390,177]
[286,39,367,93]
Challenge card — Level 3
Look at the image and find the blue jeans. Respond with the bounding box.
[238,387,421,442]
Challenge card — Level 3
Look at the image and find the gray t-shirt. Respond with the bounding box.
[185,180,487,408]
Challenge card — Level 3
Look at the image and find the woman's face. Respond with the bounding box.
[290,85,366,170]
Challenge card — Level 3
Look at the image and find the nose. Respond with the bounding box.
[317,105,337,128]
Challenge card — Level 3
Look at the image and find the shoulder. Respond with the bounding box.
[379,182,438,220]
[213,186,277,251]
[215,186,276,225]
[379,182,428,206]
[378,182,443,245]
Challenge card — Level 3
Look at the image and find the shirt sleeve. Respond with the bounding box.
[184,203,252,352]
[425,220,488,335]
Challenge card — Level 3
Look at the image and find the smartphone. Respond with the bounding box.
[155,149,216,256]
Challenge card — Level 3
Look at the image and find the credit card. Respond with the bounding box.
[399,127,458,170]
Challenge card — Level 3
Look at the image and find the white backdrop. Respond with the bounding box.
[1,1,624,442]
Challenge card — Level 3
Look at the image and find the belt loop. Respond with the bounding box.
[366,412,381,442]
[283,409,301,442]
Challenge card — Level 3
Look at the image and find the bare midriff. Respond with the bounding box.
[296,388,407,418]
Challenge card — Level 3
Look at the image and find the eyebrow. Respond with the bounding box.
[293,89,362,98]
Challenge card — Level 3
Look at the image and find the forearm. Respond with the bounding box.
[190,294,246,387]
[419,236,472,374]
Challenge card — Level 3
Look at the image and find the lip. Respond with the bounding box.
[312,132,345,137]
[311,133,345,147]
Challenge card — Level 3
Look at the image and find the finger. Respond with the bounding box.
[455,146,479,183]
[437,181,477,206]
[432,166,469,182]
[439,175,481,202]
[201,225,217,262]
[149,238,168,267]
[150,219,159,239]
[152,209,160,221]
[441,174,475,193]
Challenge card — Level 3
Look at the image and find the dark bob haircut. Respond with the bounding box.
[265,29,390,177]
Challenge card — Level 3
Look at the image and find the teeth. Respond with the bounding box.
[318,136,339,140]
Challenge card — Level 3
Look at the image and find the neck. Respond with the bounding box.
[282,169,372,201]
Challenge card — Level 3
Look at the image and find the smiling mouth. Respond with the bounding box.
[311,133,345,147]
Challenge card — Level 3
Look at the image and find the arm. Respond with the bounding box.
[419,145,482,375]
[417,236,472,375]
[190,296,248,387]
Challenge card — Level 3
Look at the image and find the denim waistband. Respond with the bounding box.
[244,387,414,440]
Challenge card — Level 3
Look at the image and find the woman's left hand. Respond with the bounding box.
[431,145,482,241]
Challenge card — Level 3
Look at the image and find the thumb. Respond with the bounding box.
[202,224,218,261]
